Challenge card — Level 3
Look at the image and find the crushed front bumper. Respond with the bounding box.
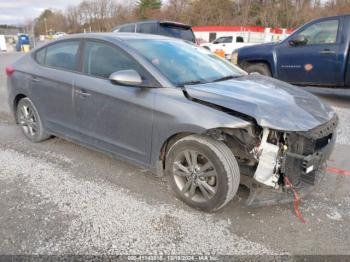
[242,130,336,208]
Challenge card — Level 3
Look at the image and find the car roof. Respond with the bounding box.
[112,20,192,31]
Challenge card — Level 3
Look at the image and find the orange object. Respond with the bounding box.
[214,49,225,58]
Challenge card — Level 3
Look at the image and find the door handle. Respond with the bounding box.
[26,76,40,82]
[75,89,91,97]
[320,49,335,54]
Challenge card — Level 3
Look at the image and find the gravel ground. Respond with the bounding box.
[0,148,278,255]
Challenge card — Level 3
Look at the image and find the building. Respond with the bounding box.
[192,25,294,43]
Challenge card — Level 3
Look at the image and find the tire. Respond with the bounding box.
[16,97,51,143]
[244,63,271,76]
[165,134,240,212]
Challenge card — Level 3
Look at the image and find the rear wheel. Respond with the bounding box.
[165,135,240,212]
[244,63,271,76]
[16,98,50,143]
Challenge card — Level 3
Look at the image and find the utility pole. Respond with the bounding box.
[44,18,48,34]
[32,19,36,48]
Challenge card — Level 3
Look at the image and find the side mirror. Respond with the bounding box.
[109,70,143,86]
[289,35,307,46]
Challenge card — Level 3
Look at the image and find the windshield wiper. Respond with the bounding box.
[177,80,204,87]
[212,75,240,82]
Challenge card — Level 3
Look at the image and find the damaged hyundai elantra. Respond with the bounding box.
[7,33,338,212]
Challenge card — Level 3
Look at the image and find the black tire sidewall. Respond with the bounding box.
[166,139,231,212]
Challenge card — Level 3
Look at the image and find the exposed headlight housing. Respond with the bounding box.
[231,51,238,65]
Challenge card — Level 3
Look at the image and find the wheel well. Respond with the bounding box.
[13,94,27,111]
[159,132,194,168]
[240,60,272,73]
[13,94,27,123]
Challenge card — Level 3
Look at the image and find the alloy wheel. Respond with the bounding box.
[172,149,218,203]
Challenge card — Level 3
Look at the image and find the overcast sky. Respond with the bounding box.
[0,0,84,25]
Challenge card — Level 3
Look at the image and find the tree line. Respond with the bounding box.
[29,0,350,35]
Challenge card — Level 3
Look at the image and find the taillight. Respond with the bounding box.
[5,66,15,77]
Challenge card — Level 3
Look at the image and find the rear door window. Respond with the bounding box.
[82,40,141,79]
[158,25,195,42]
[137,23,157,34]
[45,40,80,71]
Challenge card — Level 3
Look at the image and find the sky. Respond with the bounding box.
[0,0,84,25]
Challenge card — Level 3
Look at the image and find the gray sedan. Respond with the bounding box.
[6,33,337,211]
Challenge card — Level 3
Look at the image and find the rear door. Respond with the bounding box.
[276,18,340,85]
[31,40,81,137]
[73,40,156,164]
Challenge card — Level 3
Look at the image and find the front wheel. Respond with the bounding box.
[16,97,51,143]
[165,135,240,212]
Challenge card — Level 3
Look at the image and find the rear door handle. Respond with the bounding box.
[26,76,40,82]
[320,49,335,54]
[75,89,91,97]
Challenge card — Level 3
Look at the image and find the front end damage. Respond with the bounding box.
[210,115,338,207]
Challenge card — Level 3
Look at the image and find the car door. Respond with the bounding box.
[31,40,81,138]
[276,18,340,85]
[73,40,156,165]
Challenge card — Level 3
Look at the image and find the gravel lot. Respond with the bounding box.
[1,52,350,257]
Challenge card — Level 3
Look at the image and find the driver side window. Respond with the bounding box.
[297,20,339,45]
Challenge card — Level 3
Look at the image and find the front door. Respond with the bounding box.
[276,18,340,86]
[74,40,156,165]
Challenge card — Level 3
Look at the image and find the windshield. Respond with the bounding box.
[127,39,245,87]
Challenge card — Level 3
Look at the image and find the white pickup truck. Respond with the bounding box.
[201,36,257,60]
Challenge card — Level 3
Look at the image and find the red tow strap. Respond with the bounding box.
[284,176,306,224]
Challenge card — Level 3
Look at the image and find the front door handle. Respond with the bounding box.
[320,49,335,54]
[75,89,91,97]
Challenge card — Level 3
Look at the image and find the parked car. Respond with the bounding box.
[233,14,350,87]
[201,36,257,60]
[6,33,337,211]
[52,32,68,39]
[113,20,196,43]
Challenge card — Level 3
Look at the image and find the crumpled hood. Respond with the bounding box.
[185,74,336,131]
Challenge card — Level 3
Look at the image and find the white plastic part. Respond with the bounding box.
[254,128,280,188]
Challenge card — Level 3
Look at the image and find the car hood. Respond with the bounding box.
[184,74,336,131]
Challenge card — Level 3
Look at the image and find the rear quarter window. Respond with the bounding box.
[137,23,157,34]
[35,48,46,65]
[118,24,135,32]
[45,41,80,71]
